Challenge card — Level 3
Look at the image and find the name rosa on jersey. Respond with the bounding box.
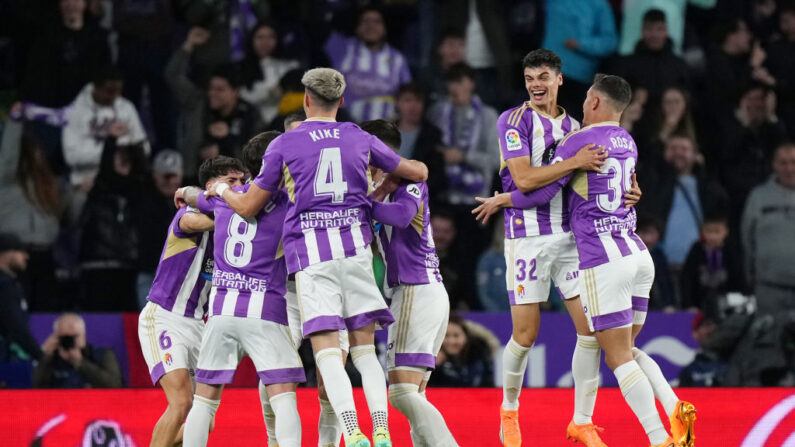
[212,270,268,292]
[299,208,361,229]
[592,210,638,233]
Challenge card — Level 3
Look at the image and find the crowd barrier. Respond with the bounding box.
[4,388,794,446]
[27,311,698,388]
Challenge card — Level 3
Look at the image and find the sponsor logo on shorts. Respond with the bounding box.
[387,342,394,351]
[566,271,579,281]
[505,129,522,151]
[517,284,526,298]
[163,353,173,366]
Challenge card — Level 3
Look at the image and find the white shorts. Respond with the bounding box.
[581,252,653,332]
[505,232,580,305]
[138,301,204,386]
[631,250,655,326]
[286,280,350,351]
[385,282,449,371]
[296,250,393,337]
[195,316,305,386]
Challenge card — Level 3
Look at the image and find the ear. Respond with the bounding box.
[592,96,600,111]
[557,73,563,86]
[304,93,311,108]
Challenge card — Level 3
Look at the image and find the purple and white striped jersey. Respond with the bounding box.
[373,182,442,288]
[198,185,289,325]
[147,207,213,319]
[498,103,580,239]
[324,32,412,122]
[509,122,647,269]
[253,118,402,274]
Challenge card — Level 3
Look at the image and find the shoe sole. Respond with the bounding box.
[566,434,606,447]
[678,403,697,447]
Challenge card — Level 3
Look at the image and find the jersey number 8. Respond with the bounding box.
[596,157,636,213]
[224,214,258,267]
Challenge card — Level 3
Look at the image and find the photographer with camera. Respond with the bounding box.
[33,313,122,388]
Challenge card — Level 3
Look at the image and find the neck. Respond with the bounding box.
[64,16,83,30]
[306,107,337,120]
[452,96,472,107]
[535,100,558,117]
[364,41,384,51]
[722,42,741,56]
[584,111,621,127]
[217,102,236,117]
[399,119,419,131]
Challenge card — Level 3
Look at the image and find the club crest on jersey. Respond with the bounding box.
[163,353,173,366]
[517,284,526,298]
[406,184,421,198]
[505,129,522,151]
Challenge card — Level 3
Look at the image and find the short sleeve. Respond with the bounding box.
[253,141,285,191]
[369,134,401,172]
[550,132,583,163]
[172,207,204,238]
[196,193,215,214]
[498,108,532,161]
[393,182,424,211]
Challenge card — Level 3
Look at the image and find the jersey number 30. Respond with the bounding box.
[596,157,635,213]
[314,147,348,203]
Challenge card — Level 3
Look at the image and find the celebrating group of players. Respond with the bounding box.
[137,48,696,447]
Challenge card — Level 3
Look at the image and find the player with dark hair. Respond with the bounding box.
[362,119,458,446]
[139,156,246,447]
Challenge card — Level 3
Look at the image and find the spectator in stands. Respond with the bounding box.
[713,83,787,234]
[542,0,617,120]
[166,29,265,171]
[432,211,475,311]
[634,86,697,179]
[324,6,411,122]
[18,0,111,108]
[78,138,147,312]
[705,18,774,112]
[636,216,677,310]
[766,3,795,135]
[475,216,509,312]
[618,0,717,56]
[393,83,448,208]
[0,111,62,311]
[611,10,690,104]
[62,66,148,190]
[428,63,498,208]
[678,313,726,386]
[114,0,176,150]
[135,150,184,309]
[644,134,728,268]
[430,314,495,387]
[680,215,746,315]
[421,27,467,104]
[239,21,301,124]
[0,234,42,362]
[180,0,270,75]
[438,0,512,106]
[741,143,795,315]
[748,0,779,45]
[620,86,648,134]
[33,313,122,388]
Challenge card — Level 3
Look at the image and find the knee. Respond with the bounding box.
[168,393,194,420]
[511,329,536,348]
[604,352,633,371]
[388,384,418,412]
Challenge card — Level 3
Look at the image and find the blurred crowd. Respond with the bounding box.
[0,0,794,386]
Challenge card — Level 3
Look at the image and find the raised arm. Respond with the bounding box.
[391,158,429,183]
[209,182,272,218]
[372,199,419,229]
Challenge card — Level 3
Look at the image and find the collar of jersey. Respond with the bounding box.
[304,117,337,122]
[527,102,567,120]
[580,121,620,130]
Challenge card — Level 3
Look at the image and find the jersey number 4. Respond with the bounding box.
[314,147,348,203]
[596,157,636,213]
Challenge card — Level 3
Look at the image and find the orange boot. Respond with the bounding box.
[499,406,522,446]
[566,421,608,447]
[670,400,696,447]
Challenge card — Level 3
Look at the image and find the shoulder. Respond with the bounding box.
[498,103,530,128]
[397,181,426,200]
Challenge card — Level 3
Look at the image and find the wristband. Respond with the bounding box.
[215,183,230,197]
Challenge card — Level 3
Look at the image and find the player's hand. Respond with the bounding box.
[183,26,210,52]
[443,147,465,164]
[208,121,229,138]
[564,38,580,50]
[623,173,642,209]
[373,174,399,201]
[205,181,228,198]
[472,191,505,224]
[572,144,607,172]
[42,334,59,356]
[174,187,187,208]
[750,41,766,67]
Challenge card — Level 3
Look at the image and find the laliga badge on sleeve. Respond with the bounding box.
[505,129,522,152]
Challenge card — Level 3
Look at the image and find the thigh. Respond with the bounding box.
[549,233,582,300]
[296,263,345,336]
[631,250,655,326]
[240,319,306,386]
[505,236,552,305]
[195,316,243,385]
[340,251,393,331]
[138,302,204,386]
[284,282,303,348]
[581,257,636,333]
